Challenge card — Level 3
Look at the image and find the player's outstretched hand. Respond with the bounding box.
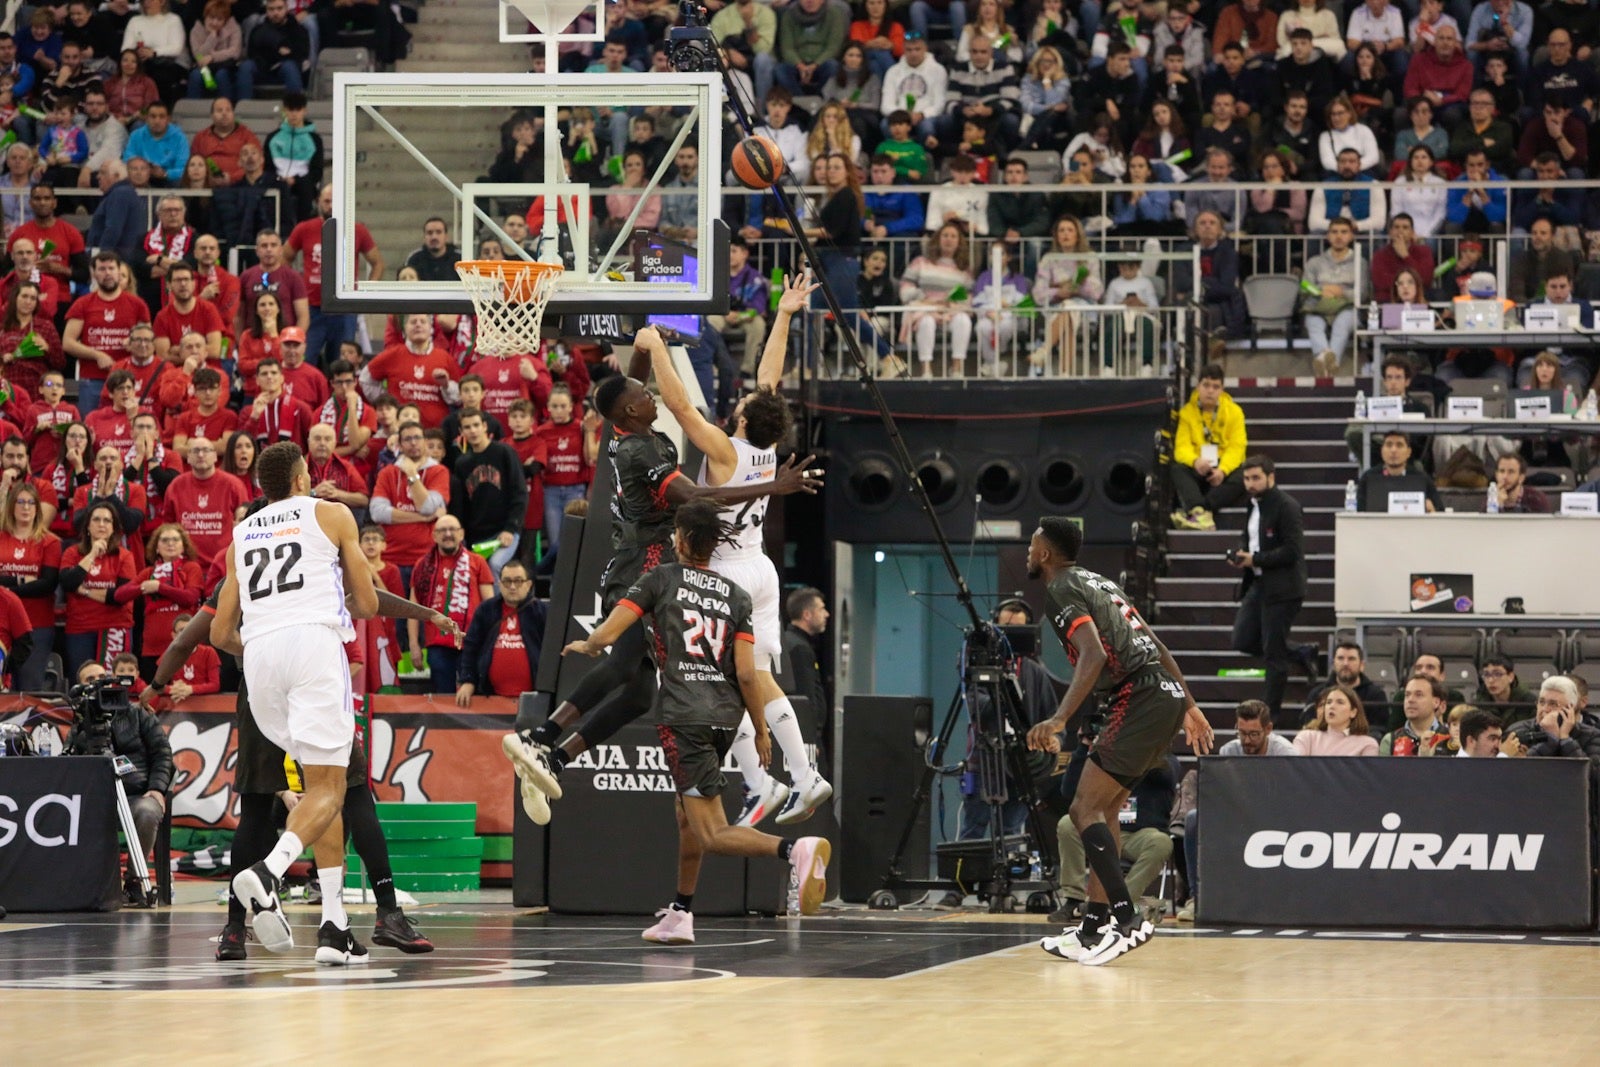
[432,612,463,648]
[562,639,599,657]
[1027,717,1064,753]
[777,269,820,315]
[772,453,823,495]
[1183,705,1214,755]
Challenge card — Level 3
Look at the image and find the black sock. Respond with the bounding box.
[776,839,794,862]
[1080,822,1135,926]
[372,875,397,912]
[530,719,562,747]
[1082,901,1111,935]
[549,748,569,775]
[344,785,399,911]
[672,893,693,911]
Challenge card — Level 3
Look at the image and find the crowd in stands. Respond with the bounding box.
[518,0,1600,382]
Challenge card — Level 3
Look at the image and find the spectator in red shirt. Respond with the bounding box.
[0,584,33,686]
[242,358,315,450]
[305,421,369,512]
[408,513,493,695]
[105,323,172,408]
[45,419,91,539]
[23,370,75,475]
[319,358,377,478]
[71,443,148,549]
[59,499,141,677]
[504,399,547,549]
[0,481,61,690]
[161,434,253,569]
[235,290,287,395]
[463,347,548,427]
[123,411,180,543]
[85,369,142,453]
[189,97,261,186]
[277,326,329,411]
[193,233,240,339]
[0,434,59,530]
[170,366,239,456]
[355,522,403,690]
[8,185,87,292]
[360,313,461,427]
[134,522,204,678]
[288,182,384,367]
[0,282,65,404]
[234,228,310,337]
[532,385,596,554]
[63,250,151,413]
[1,238,67,323]
[152,261,226,364]
[154,334,232,444]
[137,195,196,311]
[220,429,260,497]
[454,557,545,706]
[368,420,450,579]
[162,611,221,703]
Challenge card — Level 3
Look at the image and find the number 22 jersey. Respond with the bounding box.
[1045,567,1161,691]
[619,563,754,730]
[233,495,354,643]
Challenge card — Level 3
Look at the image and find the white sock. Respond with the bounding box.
[731,713,768,793]
[765,697,816,783]
[318,867,349,929]
[263,831,304,880]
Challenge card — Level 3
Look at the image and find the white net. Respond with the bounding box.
[455,260,563,357]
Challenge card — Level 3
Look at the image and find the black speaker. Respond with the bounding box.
[820,380,1169,545]
[838,694,933,903]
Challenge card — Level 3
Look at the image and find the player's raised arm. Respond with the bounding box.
[624,325,657,382]
[210,551,244,657]
[646,323,738,473]
[322,500,378,620]
[563,601,644,657]
[756,270,819,392]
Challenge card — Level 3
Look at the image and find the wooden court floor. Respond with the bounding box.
[3,901,1599,1066]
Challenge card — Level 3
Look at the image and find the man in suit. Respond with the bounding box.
[1227,455,1308,728]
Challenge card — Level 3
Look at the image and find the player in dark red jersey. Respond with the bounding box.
[1026,516,1212,966]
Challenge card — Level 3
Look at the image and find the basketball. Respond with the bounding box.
[731,135,785,190]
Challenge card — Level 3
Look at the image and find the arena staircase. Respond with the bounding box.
[1153,383,1359,730]
[355,0,532,280]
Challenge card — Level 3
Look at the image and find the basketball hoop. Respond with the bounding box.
[456,259,564,357]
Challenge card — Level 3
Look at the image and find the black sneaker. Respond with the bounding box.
[372,906,434,954]
[231,862,293,952]
[315,921,369,966]
[216,921,248,961]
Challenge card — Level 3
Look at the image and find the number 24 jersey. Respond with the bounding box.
[619,563,754,730]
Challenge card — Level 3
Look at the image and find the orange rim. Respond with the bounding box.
[456,259,563,303]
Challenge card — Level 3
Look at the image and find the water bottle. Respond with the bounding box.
[1582,389,1600,420]
[1564,385,1577,414]
[1344,479,1358,512]
[201,65,217,91]
[1353,390,1366,418]
[1367,301,1379,330]
[1029,850,1042,884]
[1486,483,1499,514]
[785,865,801,915]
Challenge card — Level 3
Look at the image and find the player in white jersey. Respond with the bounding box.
[654,270,834,832]
[211,442,379,963]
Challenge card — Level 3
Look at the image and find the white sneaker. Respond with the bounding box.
[788,836,831,915]
[641,906,695,945]
[501,733,563,801]
[775,772,833,826]
[735,778,790,828]
[1078,919,1155,967]
[520,775,550,826]
[1039,925,1091,961]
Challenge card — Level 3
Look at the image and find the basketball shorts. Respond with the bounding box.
[1090,667,1188,787]
[710,553,781,669]
[233,678,368,794]
[658,723,734,799]
[601,538,674,614]
[242,625,354,767]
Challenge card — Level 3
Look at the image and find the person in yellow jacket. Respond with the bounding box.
[1170,363,1249,530]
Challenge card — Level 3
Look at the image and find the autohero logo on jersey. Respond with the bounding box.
[1243,812,1544,872]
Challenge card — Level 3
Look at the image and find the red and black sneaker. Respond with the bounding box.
[372,906,434,954]
[215,921,248,962]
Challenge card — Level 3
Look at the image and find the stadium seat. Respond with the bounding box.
[174,98,212,128]
[1011,150,1063,186]
[1405,390,1436,417]
[236,98,284,140]
[1526,467,1576,490]
[1415,627,1485,687]
[1241,275,1299,349]
[311,47,376,100]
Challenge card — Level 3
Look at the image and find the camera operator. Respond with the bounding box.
[65,660,173,902]
[957,599,1062,841]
